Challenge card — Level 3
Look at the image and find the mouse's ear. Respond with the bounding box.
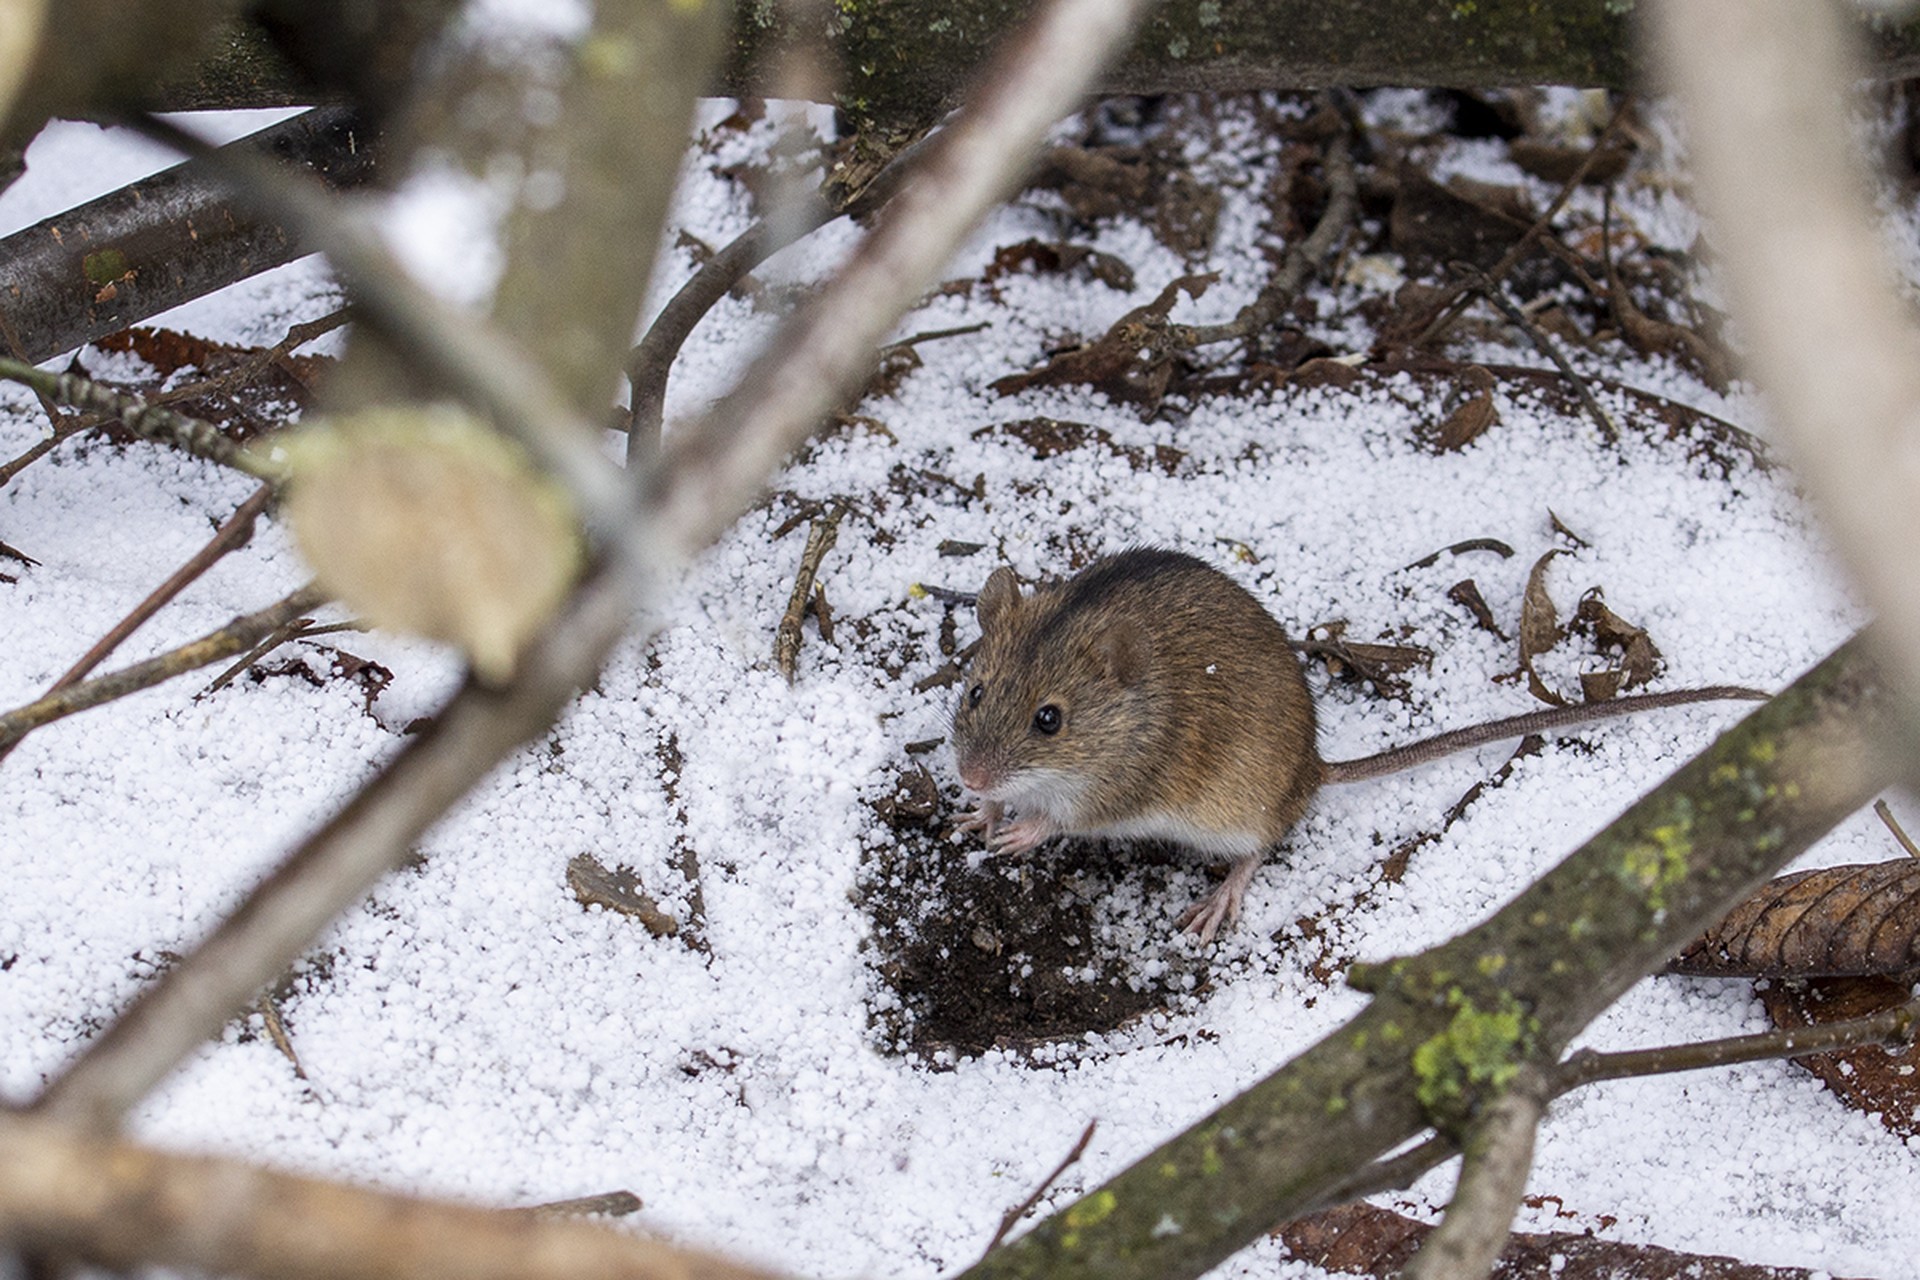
[1097,618,1149,686]
[976,567,1021,629]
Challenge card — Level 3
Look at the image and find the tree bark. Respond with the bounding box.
[109,1,1920,133]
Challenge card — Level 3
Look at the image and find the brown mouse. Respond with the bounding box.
[949,547,1766,942]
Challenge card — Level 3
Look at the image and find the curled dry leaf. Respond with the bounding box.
[1447,578,1506,638]
[1297,621,1433,699]
[1518,548,1569,706]
[1421,364,1500,452]
[1668,861,1920,979]
[971,418,1184,475]
[988,272,1216,409]
[1574,587,1664,692]
[271,406,582,685]
[1278,1202,1850,1280]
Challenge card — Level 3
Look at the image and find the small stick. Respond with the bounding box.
[1402,1065,1548,1280]
[0,356,281,480]
[1458,266,1618,443]
[1174,100,1358,349]
[50,483,276,692]
[0,583,328,753]
[252,992,307,1080]
[513,1191,644,1220]
[982,1119,1098,1257]
[149,308,352,409]
[1873,798,1920,859]
[773,500,849,682]
[1412,98,1632,348]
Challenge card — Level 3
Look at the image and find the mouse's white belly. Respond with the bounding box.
[1080,809,1266,858]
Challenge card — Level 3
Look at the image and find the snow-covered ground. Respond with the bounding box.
[1,95,1915,1278]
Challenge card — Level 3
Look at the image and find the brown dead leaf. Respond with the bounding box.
[1606,243,1732,393]
[983,240,1136,293]
[566,854,680,939]
[1757,976,1920,1140]
[1422,365,1500,451]
[1279,1201,1854,1280]
[1669,861,1920,979]
[1573,588,1664,692]
[1297,621,1433,699]
[989,273,1215,410]
[1518,549,1569,706]
[1447,579,1506,638]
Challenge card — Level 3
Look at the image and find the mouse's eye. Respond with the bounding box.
[967,683,984,708]
[1032,704,1062,735]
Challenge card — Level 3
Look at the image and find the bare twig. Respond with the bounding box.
[1874,798,1920,858]
[1402,1065,1549,1280]
[624,129,934,445]
[148,308,352,409]
[1173,105,1357,349]
[514,1191,645,1220]
[773,500,849,681]
[982,1119,1099,1257]
[51,483,277,692]
[0,584,329,756]
[1456,266,1618,442]
[1554,997,1920,1090]
[0,1109,783,1280]
[1410,99,1632,348]
[251,992,307,1080]
[0,355,281,480]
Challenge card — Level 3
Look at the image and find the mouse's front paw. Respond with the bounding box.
[987,814,1057,855]
[957,799,1005,843]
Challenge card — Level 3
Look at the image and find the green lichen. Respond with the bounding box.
[1410,990,1537,1127]
[1618,818,1691,913]
[82,248,130,285]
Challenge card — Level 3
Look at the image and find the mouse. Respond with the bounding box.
[948,547,1767,942]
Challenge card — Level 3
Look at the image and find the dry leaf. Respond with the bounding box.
[272,406,582,684]
[1669,861,1920,978]
[1279,1201,1852,1279]
[566,854,679,938]
[1518,549,1568,706]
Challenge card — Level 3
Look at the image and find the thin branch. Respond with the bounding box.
[1173,102,1358,349]
[1650,0,1920,716]
[624,128,933,445]
[0,584,329,756]
[1554,997,1920,1090]
[0,1109,784,1280]
[1456,265,1619,442]
[983,1120,1099,1257]
[0,355,281,480]
[773,499,849,681]
[1402,1065,1548,1280]
[52,483,277,691]
[1410,99,1631,348]
[1874,798,1920,858]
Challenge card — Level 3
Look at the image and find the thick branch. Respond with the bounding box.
[0,1110,784,1280]
[0,107,376,364]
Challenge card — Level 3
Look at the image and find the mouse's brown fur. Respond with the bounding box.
[950,547,1766,941]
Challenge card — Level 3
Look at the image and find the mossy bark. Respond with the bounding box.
[960,632,1898,1280]
[117,2,1920,136]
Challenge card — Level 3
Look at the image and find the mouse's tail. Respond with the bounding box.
[1318,685,1770,784]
